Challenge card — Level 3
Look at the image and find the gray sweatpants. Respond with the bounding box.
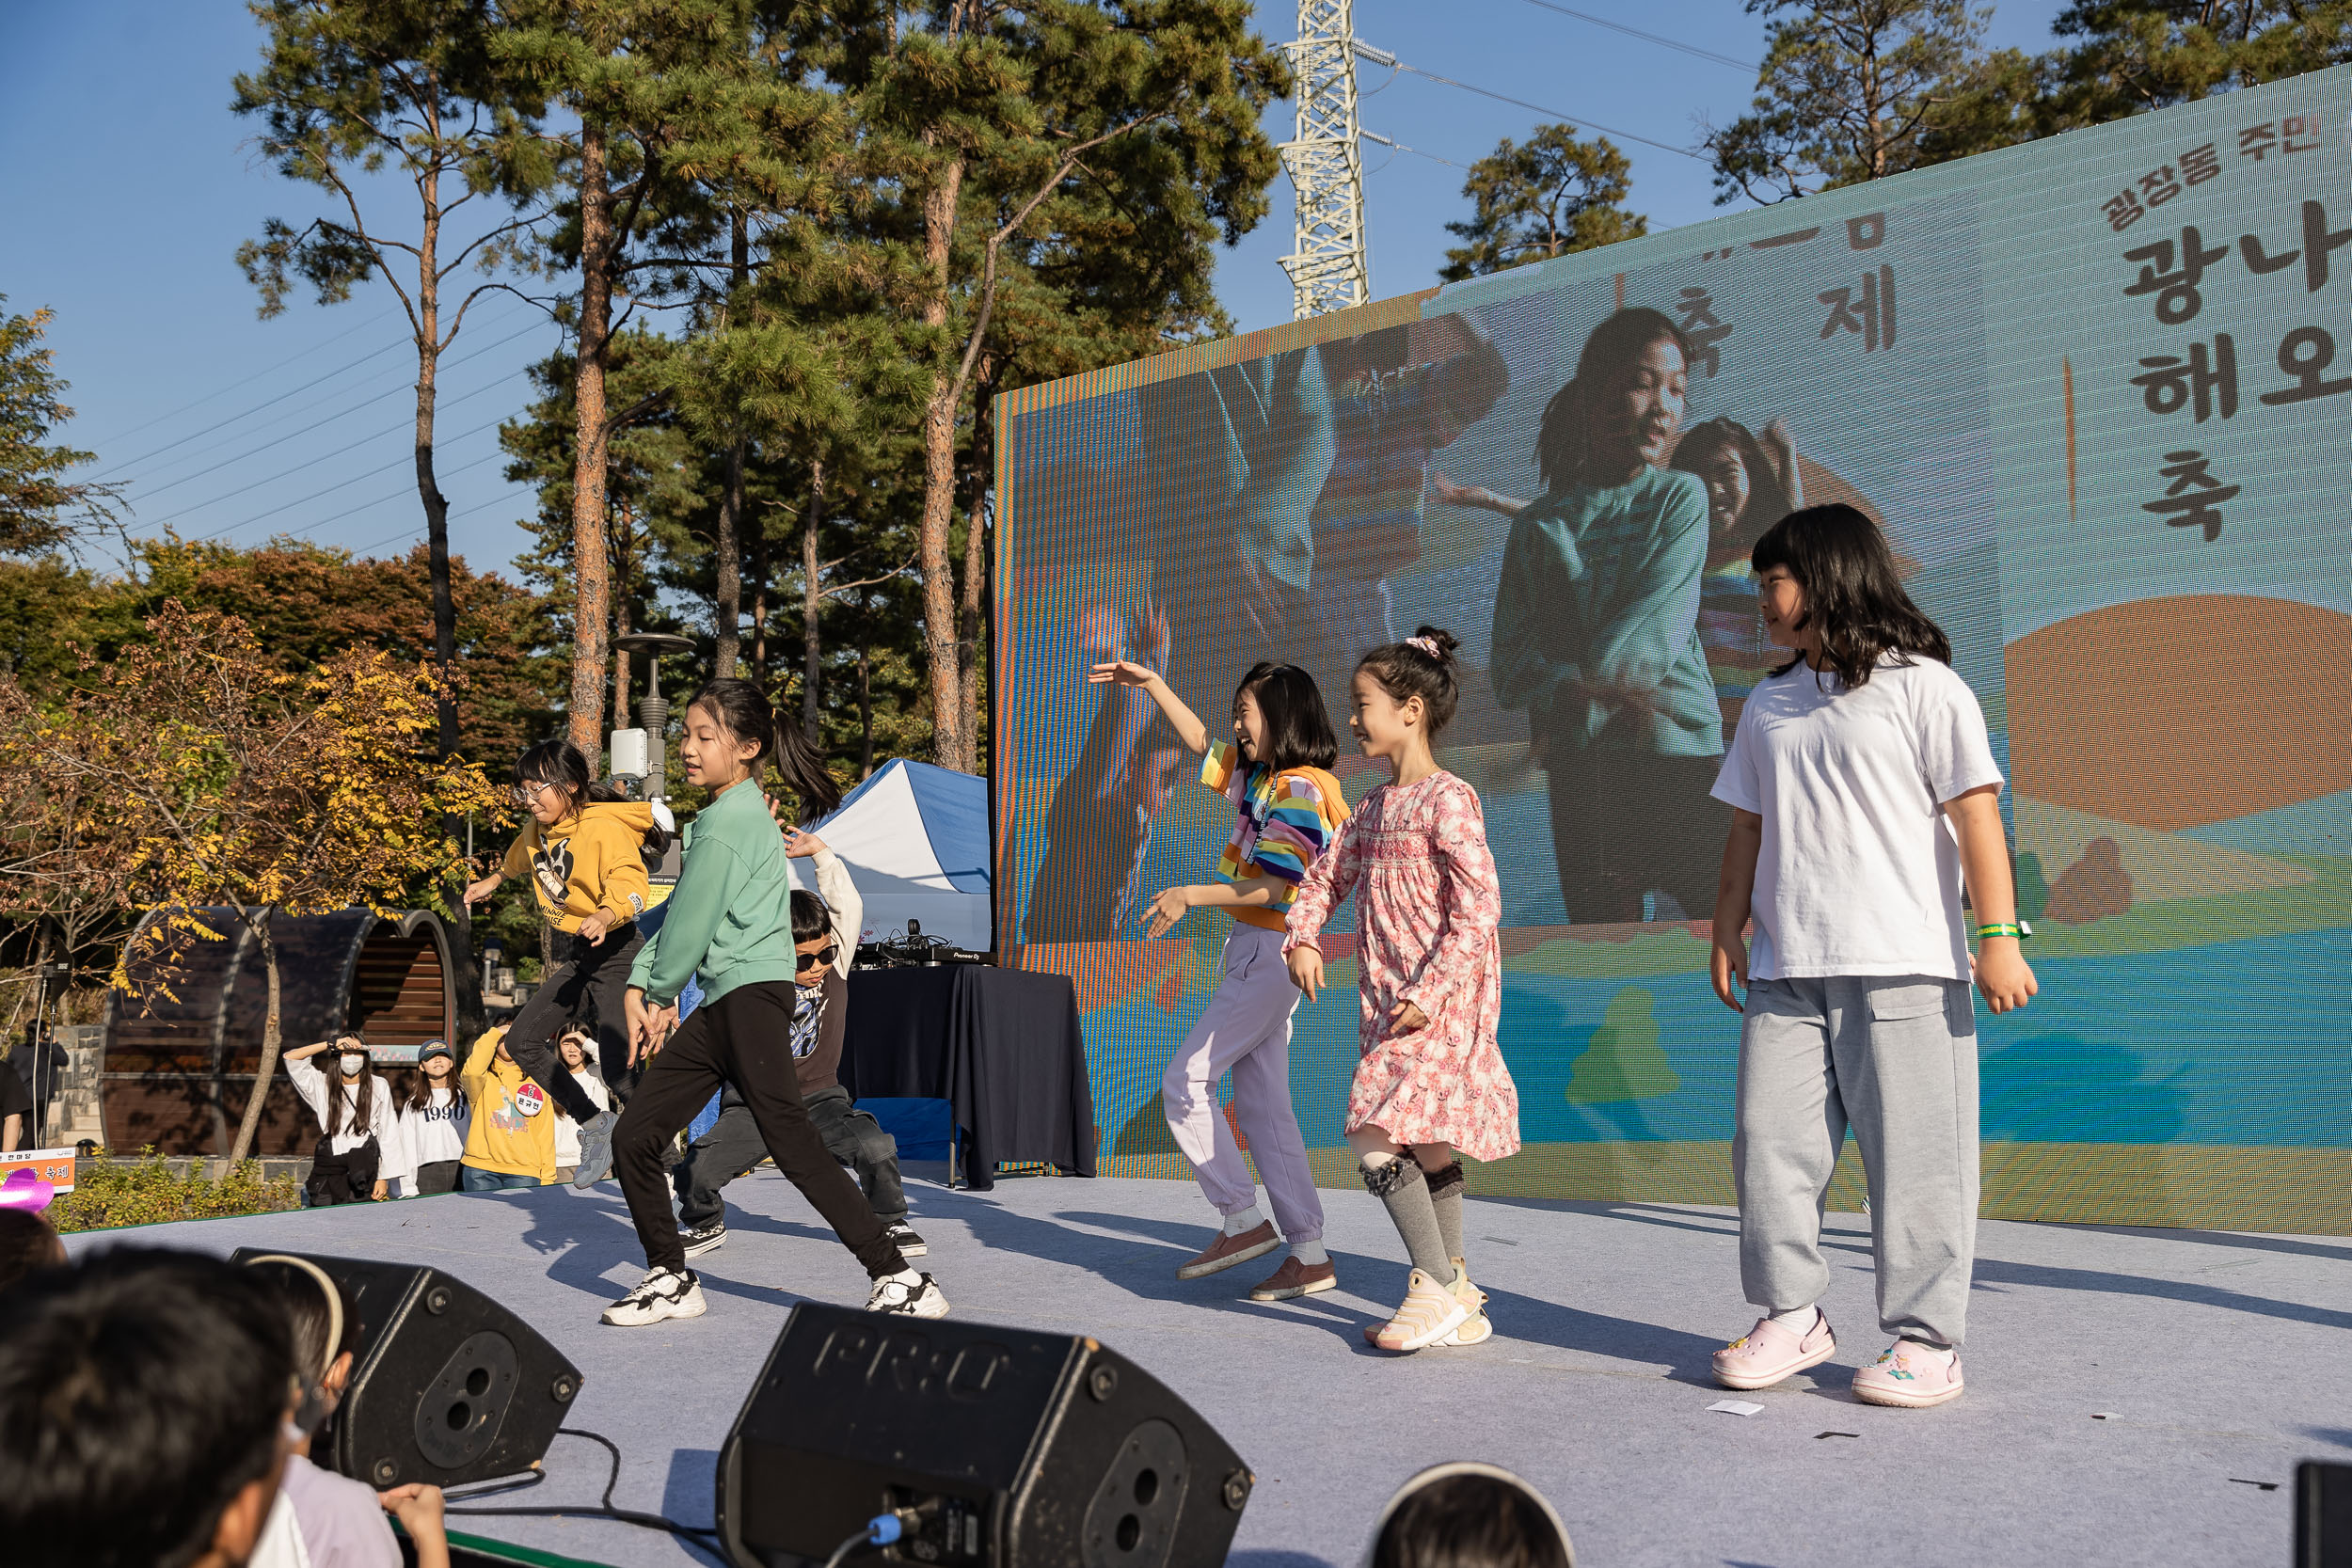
[1735,974,1980,1347]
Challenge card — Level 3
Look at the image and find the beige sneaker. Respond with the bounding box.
[1364,1259,1486,1344]
[1371,1269,1470,1353]
[1175,1221,1280,1279]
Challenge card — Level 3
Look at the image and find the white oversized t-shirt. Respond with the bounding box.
[1710,654,2004,982]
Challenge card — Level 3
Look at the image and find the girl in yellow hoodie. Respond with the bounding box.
[456,1026,556,1190]
[464,738,670,1190]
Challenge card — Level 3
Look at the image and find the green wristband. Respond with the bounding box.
[1974,922,2027,942]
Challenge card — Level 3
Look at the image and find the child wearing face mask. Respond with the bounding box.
[283,1034,398,1205]
[1285,629,1518,1354]
[381,1039,469,1197]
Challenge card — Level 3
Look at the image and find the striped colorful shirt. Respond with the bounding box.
[1201,741,1351,932]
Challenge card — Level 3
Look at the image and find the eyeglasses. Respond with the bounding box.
[795,942,840,973]
[511,780,554,805]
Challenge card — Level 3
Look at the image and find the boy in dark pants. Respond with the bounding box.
[675,847,923,1259]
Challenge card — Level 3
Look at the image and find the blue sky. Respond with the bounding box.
[0,1,2068,578]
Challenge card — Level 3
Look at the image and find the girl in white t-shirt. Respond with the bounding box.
[1705,503,2036,1411]
[283,1035,399,1205]
[384,1040,469,1197]
[549,1027,611,1182]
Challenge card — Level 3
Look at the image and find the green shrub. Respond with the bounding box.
[49,1150,301,1234]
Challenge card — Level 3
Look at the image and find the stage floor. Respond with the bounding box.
[66,1172,2351,1567]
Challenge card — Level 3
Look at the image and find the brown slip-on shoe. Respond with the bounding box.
[1175,1220,1280,1279]
[1248,1255,1337,1302]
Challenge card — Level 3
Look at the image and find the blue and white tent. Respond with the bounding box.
[790,759,992,950]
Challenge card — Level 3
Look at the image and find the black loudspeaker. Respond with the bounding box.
[2301,1462,2352,1567]
[228,1248,583,1489]
[717,1304,1251,1568]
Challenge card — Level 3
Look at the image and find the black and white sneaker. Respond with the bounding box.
[884,1222,927,1259]
[600,1266,707,1326]
[866,1271,949,1319]
[680,1221,727,1259]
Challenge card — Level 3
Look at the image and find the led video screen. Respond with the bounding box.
[995,69,2352,1231]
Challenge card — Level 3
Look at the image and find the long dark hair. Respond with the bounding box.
[1232,662,1339,773]
[1356,626,1463,738]
[1752,504,1949,689]
[398,1056,454,1114]
[514,737,673,854]
[323,1035,375,1140]
[685,677,843,823]
[1671,417,1794,543]
[1535,307,1692,492]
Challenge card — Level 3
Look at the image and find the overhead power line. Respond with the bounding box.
[1362,130,1465,170]
[1515,0,1755,73]
[99,337,415,479]
[83,302,408,452]
[1353,42,1708,162]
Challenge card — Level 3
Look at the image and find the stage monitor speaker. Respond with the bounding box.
[2300,1462,2352,1568]
[228,1248,583,1489]
[717,1304,1251,1568]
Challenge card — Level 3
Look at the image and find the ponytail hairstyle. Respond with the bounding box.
[514,737,672,854]
[684,677,844,823]
[1356,626,1463,738]
[1535,307,1692,493]
[1232,662,1340,773]
[1751,503,1949,690]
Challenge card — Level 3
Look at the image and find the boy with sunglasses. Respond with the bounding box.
[671,832,923,1260]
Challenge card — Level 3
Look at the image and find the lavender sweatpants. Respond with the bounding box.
[1161,922,1326,1243]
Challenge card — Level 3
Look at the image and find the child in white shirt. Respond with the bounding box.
[381,1040,469,1197]
[549,1027,611,1183]
[283,1035,399,1205]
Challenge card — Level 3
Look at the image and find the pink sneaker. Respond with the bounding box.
[1852,1339,1964,1408]
[1711,1308,1836,1390]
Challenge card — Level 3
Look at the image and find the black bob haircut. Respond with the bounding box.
[789,888,834,945]
[1750,503,1950,691]
[0,1246,294,1568]
[1232,661,1339,772]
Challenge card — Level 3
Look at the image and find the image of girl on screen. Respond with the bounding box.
[1672,416,1804,727]
[1490,307,1727,926]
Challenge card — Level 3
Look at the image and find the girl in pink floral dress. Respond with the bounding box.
[1286,627,1519,1353]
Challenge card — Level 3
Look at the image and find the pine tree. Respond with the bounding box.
[1438,123,1646,281]
[0,299,120,556]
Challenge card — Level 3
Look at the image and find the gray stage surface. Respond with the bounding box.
[64,1172,2350,1567]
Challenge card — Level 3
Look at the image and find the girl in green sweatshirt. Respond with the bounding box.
[598,677,946,1327]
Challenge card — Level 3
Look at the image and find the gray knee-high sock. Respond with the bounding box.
[1425,1160,1465,1266]
[1360,1155,1454,1283]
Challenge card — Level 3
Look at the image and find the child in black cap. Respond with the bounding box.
[384,1039,469,1197]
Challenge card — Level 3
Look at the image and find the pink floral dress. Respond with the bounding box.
[1283,770,1519,1163]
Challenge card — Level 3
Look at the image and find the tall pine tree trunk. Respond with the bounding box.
[957,360,994,774]
[917,146,967,772]
[715,211,748,678]
[414,153,485,1037]
[227,915,281,1166]
[857,643,874,778]
[750,522,769,682]
[803,460,823,743]
[567,119,615,757]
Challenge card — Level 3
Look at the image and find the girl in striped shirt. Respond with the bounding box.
[1088,655,1351,1302]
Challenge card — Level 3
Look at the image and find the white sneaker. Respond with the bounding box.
[600,1266,707,1326]
[866,1271,950,1318]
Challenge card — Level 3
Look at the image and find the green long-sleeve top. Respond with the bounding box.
[628,777,798,1008]
[1489,467,1724,758]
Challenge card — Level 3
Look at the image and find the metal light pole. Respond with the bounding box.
[610,632,697,800]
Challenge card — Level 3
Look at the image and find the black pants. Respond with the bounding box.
[675,1085,906,1230]
[507,928,643,1122]
[413,1159,462,1196]
[613,982,905,1279]
[1546,749,1729,925]
[307,1136,380,1205]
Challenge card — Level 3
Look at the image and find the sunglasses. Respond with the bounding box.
[795,942,840,973]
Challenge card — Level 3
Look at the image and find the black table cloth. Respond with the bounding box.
[841,966,1097,1191]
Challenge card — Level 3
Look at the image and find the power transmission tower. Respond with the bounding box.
[1279,0,1369,320]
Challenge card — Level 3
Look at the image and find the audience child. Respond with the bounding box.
[242,1254,449,1568]
[0,1206,65,1292]
[1286,629,1518,1353]
[549,1027,612,1185]
[1086,646,1350,1299]
[463,738,673,1186]
[0,1049,31,1150]
[1365,1463,1575,1568]
[673,868,924,1260]
[455,1027,556,1193]
[0,1247,294,1568]
[382,1040,468,1198]
[607,677,941,1325]
[283,1034,397,1205]
[1707,503,2034,1409]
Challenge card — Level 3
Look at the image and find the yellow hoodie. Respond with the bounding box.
[458,1027,555,1180]
[501,801,658,935]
